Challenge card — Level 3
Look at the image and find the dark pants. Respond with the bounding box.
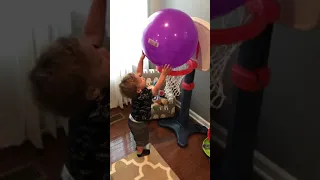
[128,119,149,147]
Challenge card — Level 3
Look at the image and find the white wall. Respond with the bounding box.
[257,25,320,180]
[71,0,110,37]
[148,0,210,121]
[163,0,210,22]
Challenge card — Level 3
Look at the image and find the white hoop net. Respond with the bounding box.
[160,63,190,102]
[210,5,252,109]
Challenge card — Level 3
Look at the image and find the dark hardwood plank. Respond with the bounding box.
[0,104,263,180]
[0,129,67,180]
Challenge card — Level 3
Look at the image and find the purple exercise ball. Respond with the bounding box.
[211,0,246,19]
[142,8,198,68]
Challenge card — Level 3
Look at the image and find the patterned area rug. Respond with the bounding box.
[110,144,180,180]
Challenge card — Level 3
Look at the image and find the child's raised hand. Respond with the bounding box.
[141,51,146,59]
[161,64,172,76]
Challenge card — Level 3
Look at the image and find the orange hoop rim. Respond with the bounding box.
[211,0,280,45]
[156,59,198,76]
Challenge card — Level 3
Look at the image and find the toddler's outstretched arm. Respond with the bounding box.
[136,52,146,76]
[151,65,172,96]
[83,0,106,47]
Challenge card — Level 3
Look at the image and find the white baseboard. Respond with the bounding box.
[175,100,297,180]
[175,100,210,129]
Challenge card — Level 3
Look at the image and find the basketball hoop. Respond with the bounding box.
[156,59,198,101]
[210,0,280,109]
[156,41,201,101]
[155,17,209,148]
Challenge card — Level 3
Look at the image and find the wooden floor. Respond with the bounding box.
[0,105,262,180]
[110,105,210,180]
[0,129,68,180]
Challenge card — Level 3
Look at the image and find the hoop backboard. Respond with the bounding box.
[277,0,320,30]
[192,17,210,71]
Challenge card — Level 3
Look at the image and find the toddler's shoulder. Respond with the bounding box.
[142,87,152,95]
[136,88,152,100]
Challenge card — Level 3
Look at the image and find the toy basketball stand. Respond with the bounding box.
[211,0,280,179]
[157,17,210,148]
